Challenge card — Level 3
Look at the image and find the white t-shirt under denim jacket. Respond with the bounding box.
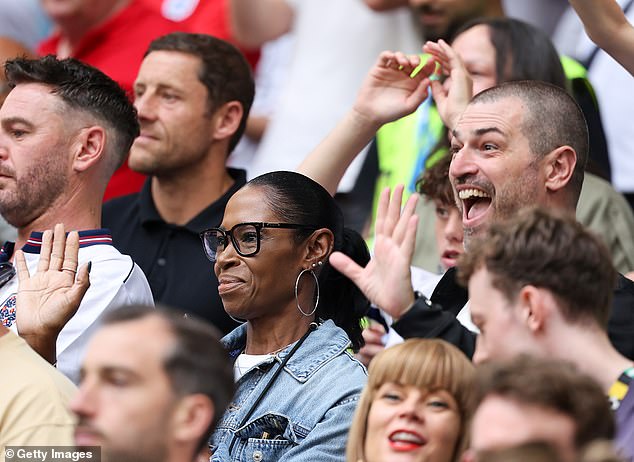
[210,319,368,462]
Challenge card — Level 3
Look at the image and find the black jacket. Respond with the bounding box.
[392,267,634,360]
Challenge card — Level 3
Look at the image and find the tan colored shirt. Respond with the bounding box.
[0,331,76,461]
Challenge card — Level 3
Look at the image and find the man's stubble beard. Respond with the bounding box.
[0,160,66,228]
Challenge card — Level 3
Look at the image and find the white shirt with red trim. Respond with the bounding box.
[0,229,154,383]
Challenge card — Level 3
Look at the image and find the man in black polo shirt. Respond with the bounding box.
[103,32,254,333]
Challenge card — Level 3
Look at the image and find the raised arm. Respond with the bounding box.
[330,185,418,319]
[298,52,436,195]
[569,0,634,75]
[229,0,294,48]
[330,184,477,358]
[422,39,473,131]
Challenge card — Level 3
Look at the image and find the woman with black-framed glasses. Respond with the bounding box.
[202,171,370,462]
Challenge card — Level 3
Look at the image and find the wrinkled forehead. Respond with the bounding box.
[452,97,526,142]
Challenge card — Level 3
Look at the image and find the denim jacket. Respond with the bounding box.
[210,319,368,462]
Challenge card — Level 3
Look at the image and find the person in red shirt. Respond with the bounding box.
[39,0,183,200]
[141,0,259,67]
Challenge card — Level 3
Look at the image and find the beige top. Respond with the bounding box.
[0,331,76,460]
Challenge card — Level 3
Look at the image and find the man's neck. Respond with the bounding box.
[151,166,235,226]
[551,327,633,392]
[15,192,102,253]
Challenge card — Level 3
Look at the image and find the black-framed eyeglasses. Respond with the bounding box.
[200,222,317,263]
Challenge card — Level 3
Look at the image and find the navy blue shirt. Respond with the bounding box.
[102,169,246,334]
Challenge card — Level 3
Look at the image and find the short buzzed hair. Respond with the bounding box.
[457,207,616,328]
[5,56,139,175]
[475,356,615,450]
[472,81,589,205]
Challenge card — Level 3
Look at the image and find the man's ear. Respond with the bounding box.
[517,285,548,334]
[543,146,576,194]
[211,101,243,142]
[303,228,334,268]
[171,394,215,447]
[72,126,107,172]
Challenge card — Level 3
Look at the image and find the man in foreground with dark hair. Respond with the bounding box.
[103,32,254,334]
[0,56,152,382]
[456,207,633,458]
[72,305,234,462]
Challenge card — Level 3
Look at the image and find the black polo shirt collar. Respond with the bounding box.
[138,168,247,234]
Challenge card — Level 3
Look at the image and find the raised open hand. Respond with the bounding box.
[330,185,418,321]
[16,223,91,350]
[352,51,437,128]
[423,39,473,131]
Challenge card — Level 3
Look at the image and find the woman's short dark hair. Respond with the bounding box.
[248,171,370,351]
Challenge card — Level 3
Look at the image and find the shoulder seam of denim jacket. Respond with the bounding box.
[344,349,369,374]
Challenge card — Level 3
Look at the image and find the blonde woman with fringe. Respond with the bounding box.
[347,339,475,462]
